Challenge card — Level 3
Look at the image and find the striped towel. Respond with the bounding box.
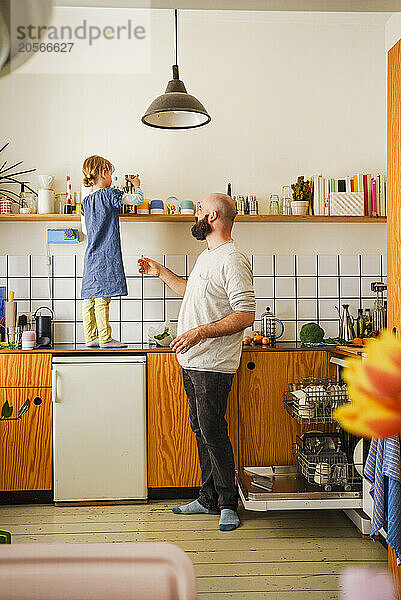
[365,436,401,563]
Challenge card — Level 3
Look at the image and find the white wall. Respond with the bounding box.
[0,10,388,257]
[385,13,401,51]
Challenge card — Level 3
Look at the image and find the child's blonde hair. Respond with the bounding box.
[82,155,114,187]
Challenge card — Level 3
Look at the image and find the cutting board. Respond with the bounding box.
[336,345,365,355]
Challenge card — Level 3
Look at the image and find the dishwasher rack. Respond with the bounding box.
[283,376,349,424]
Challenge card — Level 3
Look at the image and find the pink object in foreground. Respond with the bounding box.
[340,568,396,600]
[0,542,197,600]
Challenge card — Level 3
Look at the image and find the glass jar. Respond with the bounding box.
[269,194,280,215]
[20,192,37,214]
[281,186,292,215]
[56,193,67,214]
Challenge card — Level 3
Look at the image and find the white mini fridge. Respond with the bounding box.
[52,355,147,502]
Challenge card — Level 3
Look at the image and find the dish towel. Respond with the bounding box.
[364,435,401,564]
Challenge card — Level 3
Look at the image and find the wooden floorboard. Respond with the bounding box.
[1,501,387,599]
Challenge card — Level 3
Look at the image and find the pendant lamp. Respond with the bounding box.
[142,9,211,130]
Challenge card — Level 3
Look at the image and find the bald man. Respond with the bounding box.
[138,193,255,531]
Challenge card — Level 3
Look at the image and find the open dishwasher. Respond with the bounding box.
[237,353,370,533]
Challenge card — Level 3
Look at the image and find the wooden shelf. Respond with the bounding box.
[0,214,387,223]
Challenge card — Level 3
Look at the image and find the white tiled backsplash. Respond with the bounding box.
[0,254,386,345]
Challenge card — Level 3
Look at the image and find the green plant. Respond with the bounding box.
[0,399,30,421]
[299,322,325,344]
[0,141,36,204]
[291,176,313,203]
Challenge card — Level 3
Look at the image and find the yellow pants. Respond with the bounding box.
[82,297,112,344]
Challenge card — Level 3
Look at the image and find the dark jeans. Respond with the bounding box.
[182,368,237,512]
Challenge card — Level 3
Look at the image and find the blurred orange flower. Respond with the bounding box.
[334,331,401,438]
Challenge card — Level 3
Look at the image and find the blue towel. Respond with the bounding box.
[364,436,401,563]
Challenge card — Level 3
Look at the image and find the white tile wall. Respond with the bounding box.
[276,256,295,276]
[276,277,295,298]
[297,277,317,298]
[253,255,273,276]
[31,256,50,277]
[53,256,75,277]
[297,256,317,276]
[8,256,29,277]
[318,255,338,276]
[0,254,385,345]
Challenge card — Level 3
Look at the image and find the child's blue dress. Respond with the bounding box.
[80,187,143,299]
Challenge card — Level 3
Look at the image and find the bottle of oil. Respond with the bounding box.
[356,308,364,338]
[364,308,372,336]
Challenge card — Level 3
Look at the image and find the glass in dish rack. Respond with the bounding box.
[293,438,361,492]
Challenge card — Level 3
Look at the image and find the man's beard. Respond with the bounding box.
[191,214,212,240]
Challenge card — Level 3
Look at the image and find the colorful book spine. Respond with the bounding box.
[362,174,368,216]
[0,286,5,341]
[324,178,330,216]
[371,178,377,217]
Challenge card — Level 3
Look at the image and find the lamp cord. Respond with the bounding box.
[174,8,178,65]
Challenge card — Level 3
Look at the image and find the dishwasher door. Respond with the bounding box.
[52,355,147,502]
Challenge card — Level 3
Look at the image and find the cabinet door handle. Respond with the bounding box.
[52,368,58,403]
[247,361,256,370]
[33,397,42,406]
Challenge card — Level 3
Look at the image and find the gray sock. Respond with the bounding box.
[172,499,219,515]
[219,508,240,531]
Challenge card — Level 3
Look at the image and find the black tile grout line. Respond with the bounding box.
[272,255,276,316]
[337,254,341,319]
[6,273,384,280]
[163,255,167,326]
[316,254,320,323]
[51,256,55,316]
[294,255,298,344]
[358,254,363,310]
[28,255,32,314]
[140,265,144,346]
[74,254,77,349]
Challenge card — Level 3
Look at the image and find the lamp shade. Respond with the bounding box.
[142,65,211,130]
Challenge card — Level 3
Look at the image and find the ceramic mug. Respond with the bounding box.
[37,174,53,189]
[314,462,330,485]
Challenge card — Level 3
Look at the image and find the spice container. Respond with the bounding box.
[22,330,36,350]
[235,195,246,215]
[248,195,258,215]
[166,196,180,214]
[180,200,194,215]
[150,199,164,214]
[0,198,12,214]
[137,199,150,214]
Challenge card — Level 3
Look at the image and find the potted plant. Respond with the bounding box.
[291,176,312,215]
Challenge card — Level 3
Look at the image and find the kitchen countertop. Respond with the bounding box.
[0,343,338,354]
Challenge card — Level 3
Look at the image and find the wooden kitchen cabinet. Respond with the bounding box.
[0,353,51,388]
[238,350,328,467]
[387,38,401,598]
[147,353,238,488]
[0,387,52,491]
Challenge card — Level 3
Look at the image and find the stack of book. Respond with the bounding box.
[312,174,386,217]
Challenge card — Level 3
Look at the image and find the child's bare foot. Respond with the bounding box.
[100,339,127,348]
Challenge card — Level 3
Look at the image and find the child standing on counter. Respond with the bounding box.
[81,155,144,348]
